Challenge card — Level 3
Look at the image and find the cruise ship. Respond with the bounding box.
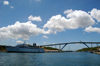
[6,43,45,53]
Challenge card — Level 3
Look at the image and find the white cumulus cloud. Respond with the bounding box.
[0,21,45,40]
[1,8,100,40]
[3,1,9,5]
[66,10,95,29]
[43,15,68,34]
[28,15,42,22]
[90,8,100,22]
[85,26,100,33]
[43,9,95,34]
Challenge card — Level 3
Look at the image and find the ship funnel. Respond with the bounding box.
[33,43,36,47]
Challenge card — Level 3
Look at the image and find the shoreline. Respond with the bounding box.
[92,52,100,55]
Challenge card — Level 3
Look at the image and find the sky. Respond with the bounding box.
[0,0,100,50]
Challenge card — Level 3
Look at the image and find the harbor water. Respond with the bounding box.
[0,52,100,66]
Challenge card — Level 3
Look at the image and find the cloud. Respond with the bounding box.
[44,10,95,34]
[16,40,24,44]
[43,35,48,39]
[3,1,9,5]
[64,9,73,15]
[28,15,42,22]
[84,8,100,33]
[0,21,45,40]
[85,26,100,33]
[66,10,95,28]
[43,15,67,34]
[90,8,100,22]
[1,8,100,40]
[3,1,14,8]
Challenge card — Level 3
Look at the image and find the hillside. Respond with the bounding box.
[77,46,100,52]
[0,45,6,52]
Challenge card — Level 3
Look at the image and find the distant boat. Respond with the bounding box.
[6,43,45,53]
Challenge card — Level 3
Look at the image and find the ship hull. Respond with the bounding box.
[6,47,45,53]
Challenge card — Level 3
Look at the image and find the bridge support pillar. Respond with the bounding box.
[61,43,68,50]
[83,43,89,48]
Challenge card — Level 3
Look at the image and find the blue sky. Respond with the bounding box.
[0,0,100,50]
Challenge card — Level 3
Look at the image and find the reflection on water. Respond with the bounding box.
[0,52,100,66]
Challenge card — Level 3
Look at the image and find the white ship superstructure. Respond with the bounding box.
[6,43,44,53]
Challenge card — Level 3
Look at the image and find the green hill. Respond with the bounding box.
[77,46,100,52]
[42,46,59,50]
[0,45,6,52]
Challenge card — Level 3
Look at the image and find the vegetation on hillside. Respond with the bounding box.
[0,45,6,52]
[77,46,100,52]
[43,46,59,50]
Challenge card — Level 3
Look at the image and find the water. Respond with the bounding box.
[0,52,100,66]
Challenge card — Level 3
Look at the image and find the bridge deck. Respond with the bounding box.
[40,42,100,46]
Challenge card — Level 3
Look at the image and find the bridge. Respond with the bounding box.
[40,41,100,50]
